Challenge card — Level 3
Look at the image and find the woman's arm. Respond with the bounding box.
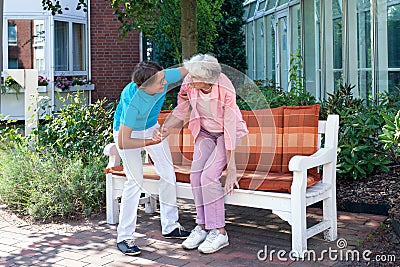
[118,124,161,149]
[224,149,239,195]
[178,67,188,79]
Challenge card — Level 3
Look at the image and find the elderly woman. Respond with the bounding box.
[154,54,248,254]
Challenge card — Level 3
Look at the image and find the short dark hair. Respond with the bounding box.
[132,61,163,87]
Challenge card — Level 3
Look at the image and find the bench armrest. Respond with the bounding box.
[288,147,336,172]
[104,143,121,168]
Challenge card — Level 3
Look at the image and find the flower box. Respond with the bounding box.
[2,87,25,94]
[55,84,95,92]
[38,86,47,93]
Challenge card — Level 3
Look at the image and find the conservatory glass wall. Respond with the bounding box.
[244,0,400,100]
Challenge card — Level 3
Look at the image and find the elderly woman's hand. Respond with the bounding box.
[152,126,169,142]
[224,166,239,195]
[178,91,189,101]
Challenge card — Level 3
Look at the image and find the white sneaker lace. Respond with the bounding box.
[176,225,186,233]
[125,239,136,248]
[188,227,201,239]
[205,230,218,243]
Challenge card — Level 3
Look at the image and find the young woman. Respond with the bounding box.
[113,61,190,256]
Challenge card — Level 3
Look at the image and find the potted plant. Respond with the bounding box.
[1,76,23,94]
[71,76,94,91]
[54,75,94,92]
[38,76,50,92]
[54,74,72,91]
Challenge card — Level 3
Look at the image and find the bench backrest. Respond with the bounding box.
[159,105,321,174]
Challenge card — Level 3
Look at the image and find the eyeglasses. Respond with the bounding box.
[188,77,213,92]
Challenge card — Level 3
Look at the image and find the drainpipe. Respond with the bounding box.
[87,0,92,104]
[0,0,3,115]
[0,0,3,75]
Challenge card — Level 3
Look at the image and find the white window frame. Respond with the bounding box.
[53,18,88,77]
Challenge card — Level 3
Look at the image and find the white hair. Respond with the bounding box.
[183,54,222,84]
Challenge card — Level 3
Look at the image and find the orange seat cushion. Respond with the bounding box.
[237,171,321,193]
[105,164,190,183]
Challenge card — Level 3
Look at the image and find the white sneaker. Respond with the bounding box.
[197,229,229,254]
[181,225,208,249]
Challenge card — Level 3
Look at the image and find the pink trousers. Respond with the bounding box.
[190,128,226,230]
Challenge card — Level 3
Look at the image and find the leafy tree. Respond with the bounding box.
[41,0,222,62]
[153,0,223,67]
[41,0,87,14]
[213,0,247,73]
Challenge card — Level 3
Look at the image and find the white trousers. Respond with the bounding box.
[114,124,180,242]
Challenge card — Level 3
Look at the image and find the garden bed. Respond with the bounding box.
[337,165,400,220]
[336,165,400,260]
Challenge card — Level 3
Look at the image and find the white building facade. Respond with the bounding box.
[244,0,400,102]
[2,0,91,120]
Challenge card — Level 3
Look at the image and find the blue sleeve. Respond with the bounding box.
[121,103,138,129]
[164,68,182,85]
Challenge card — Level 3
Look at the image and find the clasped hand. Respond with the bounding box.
[152,126,169,142]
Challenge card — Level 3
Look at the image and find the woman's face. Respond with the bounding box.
[189,77,213,93]
[142,71,166,95]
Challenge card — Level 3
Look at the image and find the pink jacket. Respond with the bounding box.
[172,73,248,150]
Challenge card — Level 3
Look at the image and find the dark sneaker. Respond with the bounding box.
[117,239,141,256]
[163,226,191,239]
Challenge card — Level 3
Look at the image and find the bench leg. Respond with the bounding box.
[291,172,307,258]
[106,173,119,224]
[323,164,338,241]
[144,193,158,213]
[323,190,337,241]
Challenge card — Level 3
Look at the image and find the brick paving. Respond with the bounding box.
[0,199,390,266]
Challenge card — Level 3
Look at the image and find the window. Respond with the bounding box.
[333,0,343,89]
[246,22,255,79]
[258,0,266,11]
[265,14,275,82]
[357,0,372,100]
[8,24,17,46]
[54,21,69,71]
[388,2,400,94]
[54,20,87,73]
[73,23,86,71]
[8,58,18,69]
[255,17,265,80]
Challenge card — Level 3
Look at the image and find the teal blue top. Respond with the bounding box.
[113,68,181,131]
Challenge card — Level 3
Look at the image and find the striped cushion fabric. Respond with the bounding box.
[235,108,283,173]
[281,104,320,173]
[237,171,320,193]
[181,122,194,166]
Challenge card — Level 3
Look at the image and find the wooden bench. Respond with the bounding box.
[104,105,339,257]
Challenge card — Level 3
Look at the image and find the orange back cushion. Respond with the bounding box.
[235,108,283,173]
[281,104,320,173]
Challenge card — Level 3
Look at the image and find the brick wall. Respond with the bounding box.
[8,20,34,69]
[90,0,140,103]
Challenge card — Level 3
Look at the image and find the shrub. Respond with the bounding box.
[379,110,400,164]
[35,92,115,162]
[0,146,105,220]
[0,93,116,221]
[0,117,26,150]
[320,84,393,180]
